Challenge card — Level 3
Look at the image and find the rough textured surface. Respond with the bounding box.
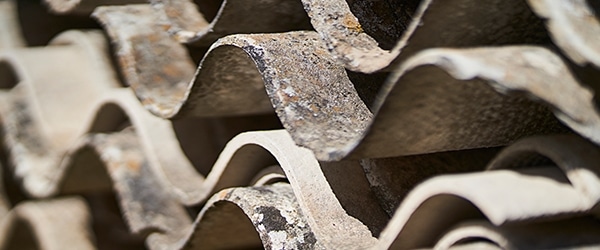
[302,0,548,72]
[80,129,192,248]
[381,47,600,150]
[91,4,572,162]
[94,27,569,161]
[0,0,599,249]
[183,184,317,250]
[92,5,198,118]
[151,0,312,45]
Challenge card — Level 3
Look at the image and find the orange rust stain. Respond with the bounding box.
[118,56,134,70]
[217,191,229,199]
[126,160,141,172]
[280,90,300,103]
[314,49,328,57]
[310,103,319,113]
[162,64,181,77]
[152,75,165,83]
[343,14,363,33]
[165,7,182,18]
[160,24,172,31]
[146,33,160,43]
[141,97,154,106]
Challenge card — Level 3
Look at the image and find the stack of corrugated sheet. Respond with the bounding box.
[0,0,599,249]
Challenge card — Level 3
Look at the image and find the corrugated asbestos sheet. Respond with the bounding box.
[0,0,599,249]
